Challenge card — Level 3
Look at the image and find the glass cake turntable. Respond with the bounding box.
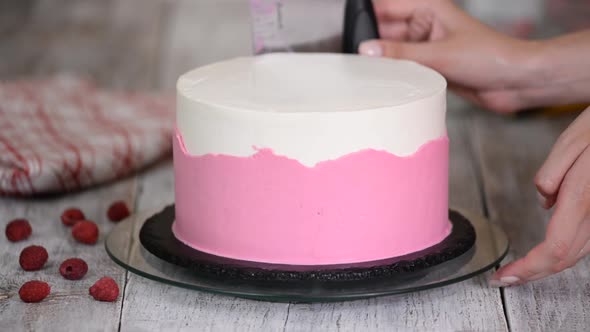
[106,205,508,302]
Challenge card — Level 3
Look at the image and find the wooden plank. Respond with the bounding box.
[0,0,42,79]
[0,1,167,331]
[0,0,112,81]
[118,162,291,331]
[0,0,37,35]
[471,111,590,331]
[0,0,166,90]
[282,111,508,332]
[157,0,254,90]
[0,177,136,331]
[96,0,168,90]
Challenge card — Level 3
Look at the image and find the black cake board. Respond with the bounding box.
[139,205,476,282]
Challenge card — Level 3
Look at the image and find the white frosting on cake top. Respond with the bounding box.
[177,53,447,166]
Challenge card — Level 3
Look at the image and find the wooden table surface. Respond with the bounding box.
[1,1,589,331]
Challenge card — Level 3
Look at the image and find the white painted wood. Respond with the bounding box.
[471,110,590,331]
[0,1,165,331]
[0,0,166,90]
[120,266,290,331]
[101,0,169,90]
[0,178,136,332]
[118,162,291,331]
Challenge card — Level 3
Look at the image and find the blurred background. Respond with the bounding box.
[1,0,589,92]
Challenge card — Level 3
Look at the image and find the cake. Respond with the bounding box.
[173,53,450,266]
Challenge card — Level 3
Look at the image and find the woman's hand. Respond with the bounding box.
[360,0,590,113]
[490,107,590,286]
[359,0,537,113]
[365,0,590,285]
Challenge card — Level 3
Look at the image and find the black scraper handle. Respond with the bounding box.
[342,0,380,53]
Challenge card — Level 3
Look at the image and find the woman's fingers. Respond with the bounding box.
[373,0,420,22]
[576,237,590,260]
[561,217,590,266]
[535,108,590,204]
[374,0,445,43]
[544,150,590,255]
[511,219,590,283]
[407,9,434,42]
[448,84,483,106]
[448,84,525,113]
[358,38,447,69]
[378,22,408,41]
[491,147,590,286]
[490,241,564,286]
[526,271,551,282]
[537,191,557,209]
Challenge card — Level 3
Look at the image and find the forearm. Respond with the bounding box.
[520,30,590,107]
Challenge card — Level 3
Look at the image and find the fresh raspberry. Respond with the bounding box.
[19,280,51,303]
[5,218,32,242]
[72,221,99,244]
[107,201,130,222]
[89,277,119,302]
[59,258,88,280]
[19,245,49,271]
[61,208,86,226]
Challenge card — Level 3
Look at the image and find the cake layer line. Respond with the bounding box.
[177,93,446,166]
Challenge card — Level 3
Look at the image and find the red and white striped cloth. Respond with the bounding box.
[0,76,175,196]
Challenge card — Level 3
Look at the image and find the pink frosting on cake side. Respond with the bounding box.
[173,130,451,265]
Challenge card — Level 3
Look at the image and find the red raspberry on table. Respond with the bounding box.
[61,208,86,226]
[19,245,49,271]
[59,258,88,280]
[89,277,119,302]
[107,201,130,222]
[72,221,99,244]
[5,218,32,242]
[19,280,51,303]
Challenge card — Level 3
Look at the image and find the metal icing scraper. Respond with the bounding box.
[248,0,379,54]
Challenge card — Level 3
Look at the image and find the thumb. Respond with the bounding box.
[358,39,441,68]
